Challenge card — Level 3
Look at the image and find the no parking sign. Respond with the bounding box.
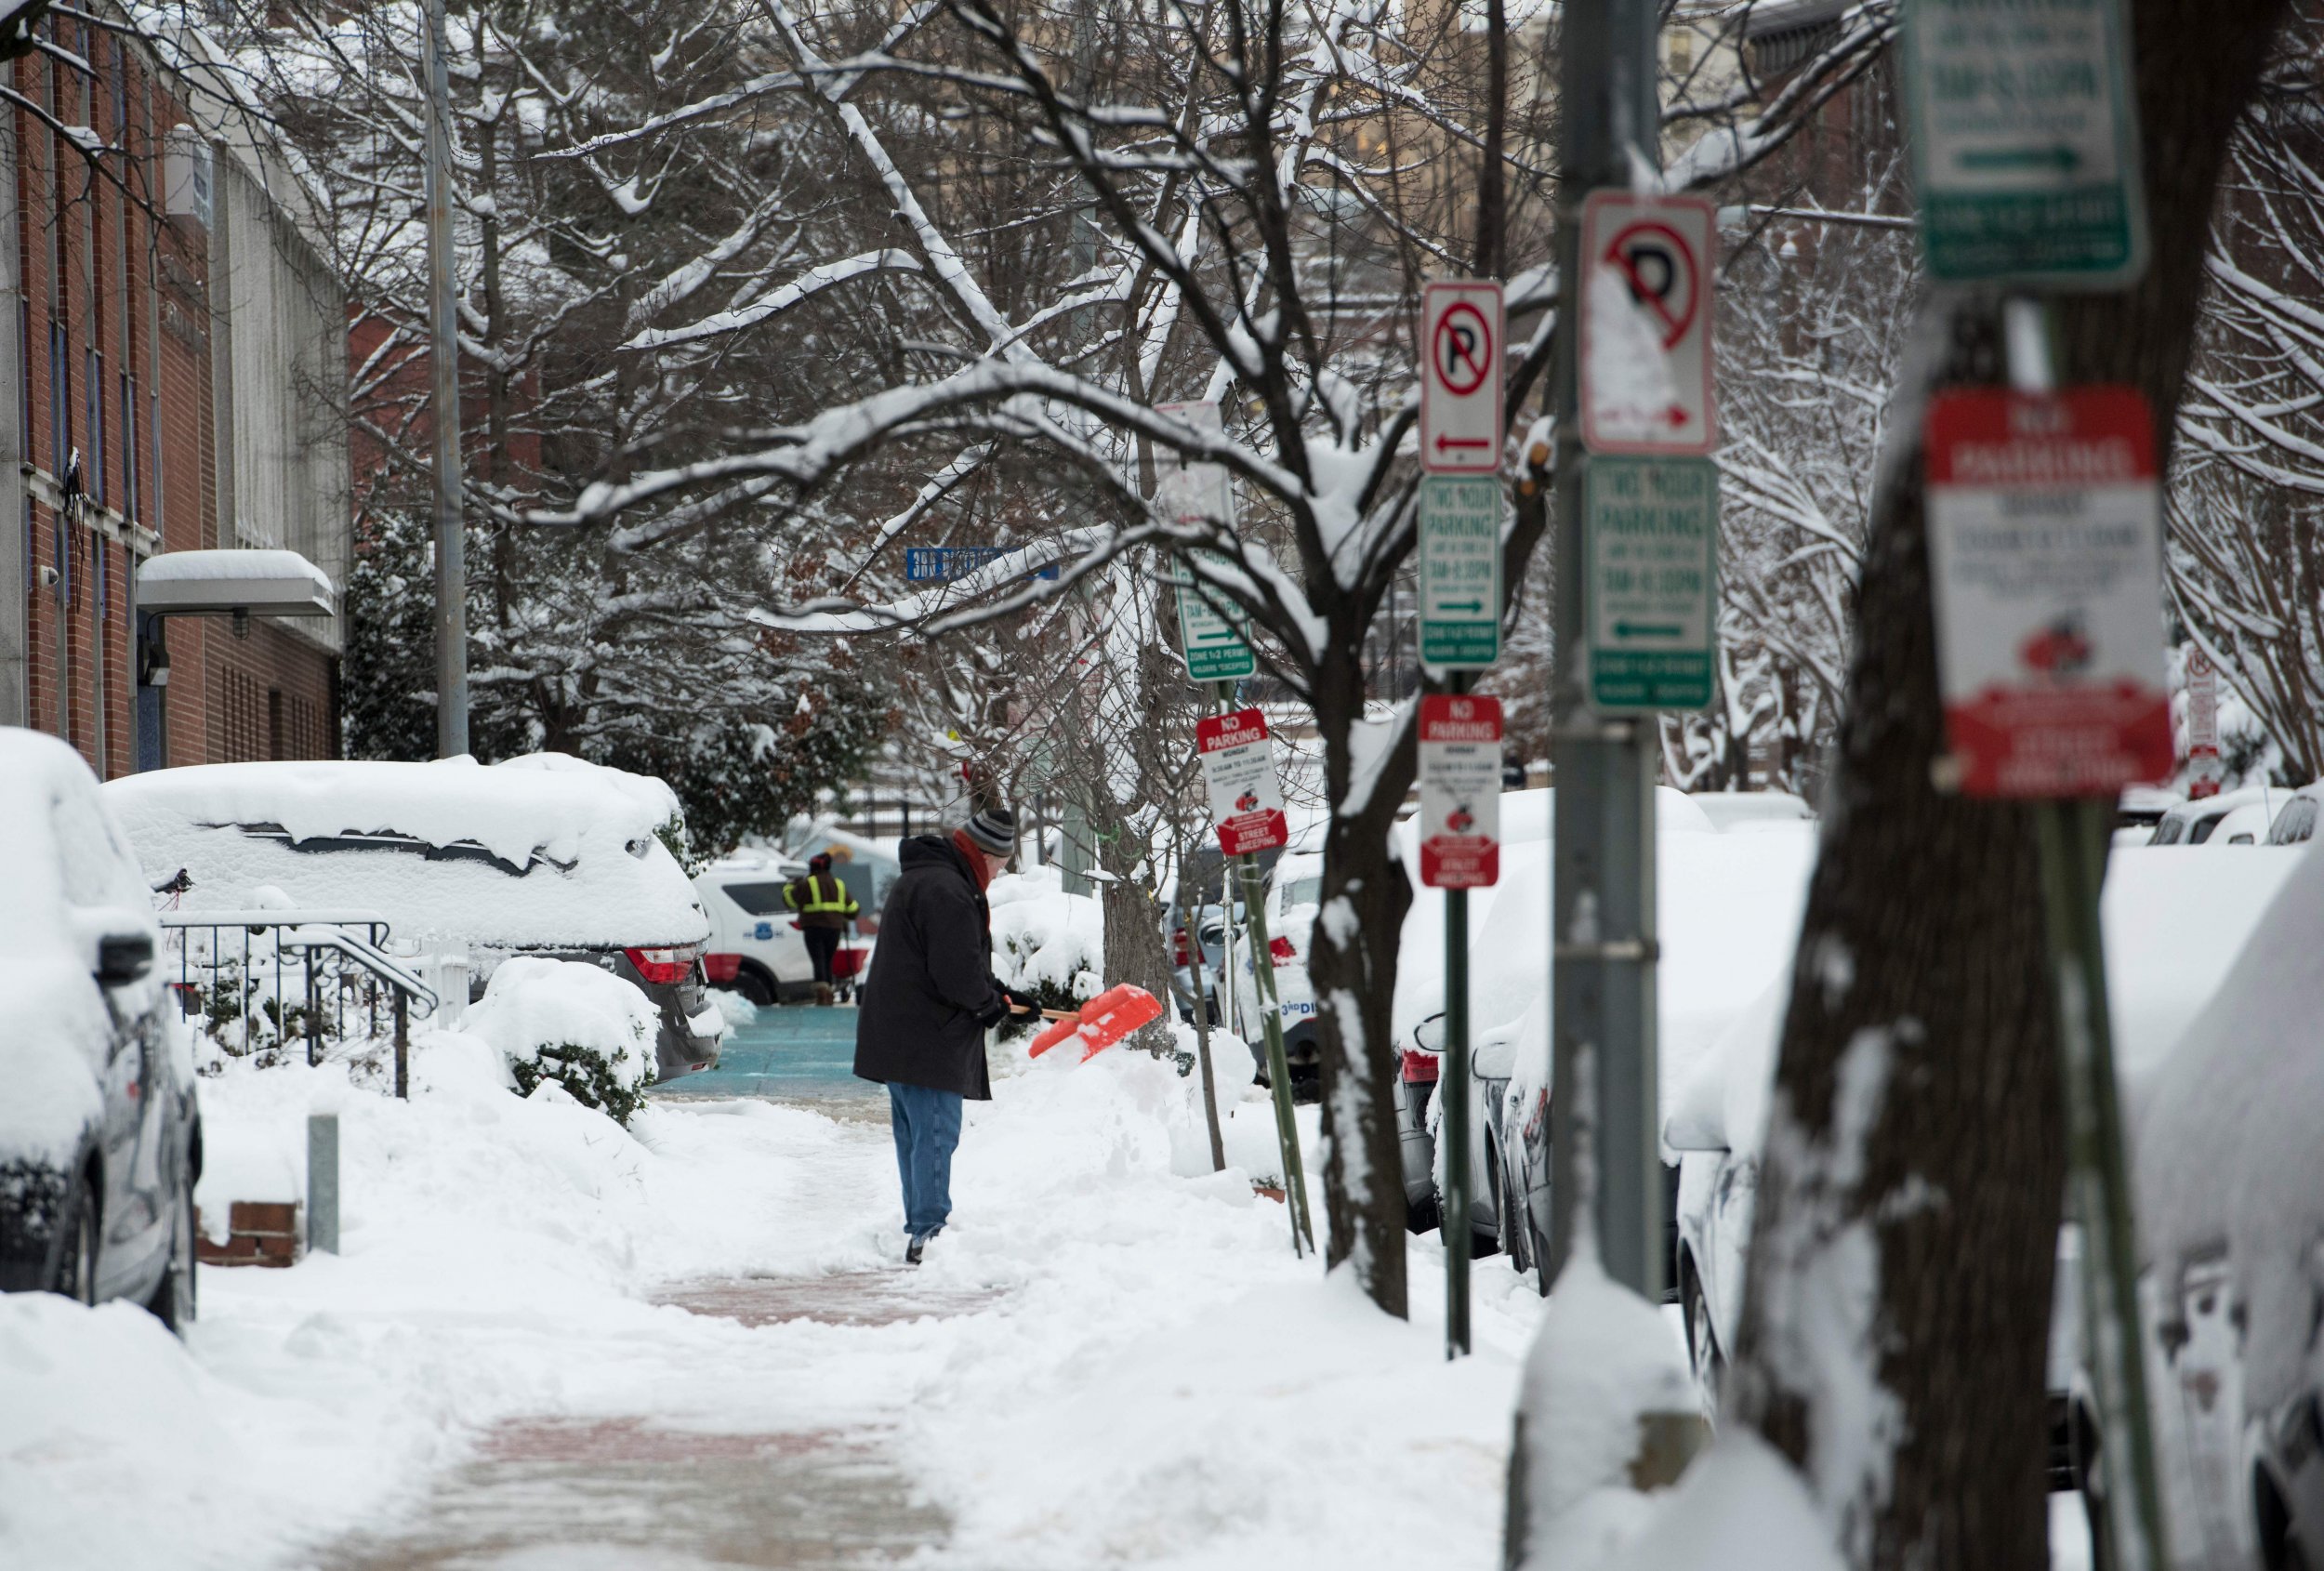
[1579,192,1716,455]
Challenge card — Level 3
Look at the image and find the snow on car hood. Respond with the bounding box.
[105,757,708,952]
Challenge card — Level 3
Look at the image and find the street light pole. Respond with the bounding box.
[423,0,468,759]
[1547,0,1665,1296]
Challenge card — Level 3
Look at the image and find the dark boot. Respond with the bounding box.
[814,982,835,1007]
[905,1233,926,1266]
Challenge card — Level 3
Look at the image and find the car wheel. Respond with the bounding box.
[49,1172,98,1305]
[733,966,776,1008]
[1684,1267,1724,1427]
[148,1182,197,1332]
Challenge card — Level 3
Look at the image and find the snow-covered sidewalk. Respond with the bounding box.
[2,1028,1540,1571]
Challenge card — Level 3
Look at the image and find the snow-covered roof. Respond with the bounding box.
[104,756,707,950]
[138,549,336,618]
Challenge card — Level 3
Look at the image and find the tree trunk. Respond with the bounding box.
[1725,6,2290,1565]
[1304,637,1416,1315]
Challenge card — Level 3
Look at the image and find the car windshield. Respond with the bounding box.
[1280,875,1323,908]
[2149,816,2185,846]
[2188,815,2222,846]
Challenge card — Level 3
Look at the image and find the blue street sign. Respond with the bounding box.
[904,547,1062,583]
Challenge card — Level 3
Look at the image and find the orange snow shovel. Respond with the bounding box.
[1027,984,1166,1063]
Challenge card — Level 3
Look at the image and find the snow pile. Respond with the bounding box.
[1607,1432,1846,1571]
[1512,1256,1697,1568]
[456,957,660,1122]
[6,996,1541,1571]
[988,864,1103,999]
[104,756,709,952]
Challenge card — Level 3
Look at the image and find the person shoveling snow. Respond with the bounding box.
[852,805,1037,1264]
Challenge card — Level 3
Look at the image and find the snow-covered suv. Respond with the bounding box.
[0,730,202,1325]
[105,755,723,1081]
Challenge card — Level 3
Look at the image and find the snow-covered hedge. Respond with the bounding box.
[988,866,1103,1034]
[457,957,659,1125]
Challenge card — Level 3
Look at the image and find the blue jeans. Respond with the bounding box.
[888,1082,963,1239]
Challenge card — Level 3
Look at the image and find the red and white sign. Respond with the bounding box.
[1579,192,1716,455]
[1420,280,1504,474]
[1925,388,2172,799]
[2185,646,2222,799]
[1196,708,1290,856]
[1418,694,1502,889]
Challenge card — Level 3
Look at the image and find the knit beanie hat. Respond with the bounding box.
[962,804,1016,857]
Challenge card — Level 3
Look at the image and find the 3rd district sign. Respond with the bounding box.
[1418,475,1502,668]
[1904,0,2146,285]
[1584,457,1717,712]
[1925,387,2172,798]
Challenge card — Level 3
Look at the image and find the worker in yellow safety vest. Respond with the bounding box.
[786,853,862,1005]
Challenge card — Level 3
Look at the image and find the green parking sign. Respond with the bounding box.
[1584,457,1717,713]
[1904,0,2147,285]
[1418,476,1502,669]
[1175,550,1257,681]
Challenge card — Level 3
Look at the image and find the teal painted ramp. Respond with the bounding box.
[653,1005,875,1106]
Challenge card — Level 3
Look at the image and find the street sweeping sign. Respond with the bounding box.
[1418,695,1503,889]
[1195,708,1290,855]
[1925,387,2172,797]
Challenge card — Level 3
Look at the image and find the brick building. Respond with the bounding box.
[0,10,351,778]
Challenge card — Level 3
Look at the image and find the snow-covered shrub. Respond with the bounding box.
[988,868,1103,1039]
[457,957,658,1126]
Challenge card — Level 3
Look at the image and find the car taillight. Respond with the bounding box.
[1400,1049,1439,1084]
[1268,936,1297,961]
[627,944,703,985]
[1172,928,1192,966]
[703,952,742,984]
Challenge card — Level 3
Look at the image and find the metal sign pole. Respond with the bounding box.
[2004,296,2168,1571]
[1548,0,1665,1297]
[422,0,467,759]
[1443,672,1472,1357]
[1216,679,1314,1257]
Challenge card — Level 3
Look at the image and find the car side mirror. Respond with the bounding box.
[96,931,154,986]
[1471,1036,1517,1082]
[1412,1013,1446,1054]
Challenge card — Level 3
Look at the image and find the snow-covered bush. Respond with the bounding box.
[457,958,659,1126]
[988,868,1103,1038]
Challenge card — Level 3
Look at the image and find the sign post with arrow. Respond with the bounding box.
[1420,281,1504,474]
[1585,456,1717,712]
[1419,475,1502,668]
[1904,0,2146,285]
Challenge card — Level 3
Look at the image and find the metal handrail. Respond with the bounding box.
[281,925,439,1015]
[160,907,440,1096]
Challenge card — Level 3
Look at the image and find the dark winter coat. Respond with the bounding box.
[852,835,1010,1099]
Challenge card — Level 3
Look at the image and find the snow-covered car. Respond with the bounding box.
[0,730,202,1325]
[1667,844,2303,1527]
[1229,833,1327,1098]
[2149,786,2278,847]
[694,849,819,1005]
[2265,782,2323,847]
[105,756,723,1081]
[2136,839,2324,1571]
[2204,799,2275,847]
[1401,792,1818,1283]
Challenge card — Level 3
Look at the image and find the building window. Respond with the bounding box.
[85,350,103,509]
[48,322,67,477]
[121,374,137,524]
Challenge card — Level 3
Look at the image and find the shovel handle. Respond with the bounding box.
[1039,1008,1077,1022]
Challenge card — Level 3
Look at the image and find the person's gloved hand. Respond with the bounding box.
[1001,987,1038,1016]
